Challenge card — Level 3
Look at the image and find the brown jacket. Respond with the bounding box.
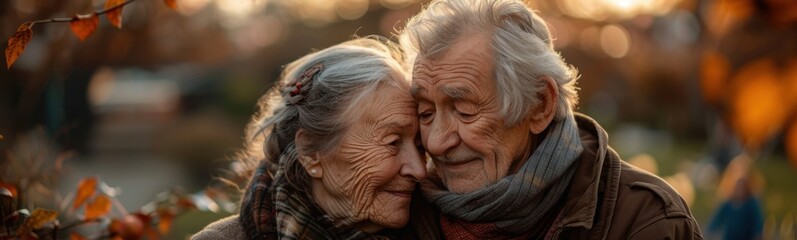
[411,114,703,239]
[191,215,245,240]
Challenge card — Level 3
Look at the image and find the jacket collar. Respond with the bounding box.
[552,113,620,236]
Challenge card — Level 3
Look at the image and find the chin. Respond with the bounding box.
[375,214,409,229]
[441,174,490,193]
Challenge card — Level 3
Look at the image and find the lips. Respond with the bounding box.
[432,149,481,167]
[436,158,477,168]
[382,180,416,199]
[385,190,413,199]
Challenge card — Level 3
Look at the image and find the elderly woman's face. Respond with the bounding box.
[316,79,426,231]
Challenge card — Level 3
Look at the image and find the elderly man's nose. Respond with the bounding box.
[425,115,460,156]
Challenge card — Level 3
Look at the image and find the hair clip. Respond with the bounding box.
[284,63,324,106]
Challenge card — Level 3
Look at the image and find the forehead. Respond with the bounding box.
[356,82,417,127]
[411,32,494,90]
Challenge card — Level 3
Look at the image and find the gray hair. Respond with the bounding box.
[400,0,579,126]
[238,37,406,192]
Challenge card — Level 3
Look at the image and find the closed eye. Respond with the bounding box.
[458,111,476,117]
[419,111,433,124]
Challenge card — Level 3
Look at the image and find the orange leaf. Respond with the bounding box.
[105,0,126,29]
[17,208,58,236]
[0,181,17,198]
[157,211,174,234]
[85,194,112,220]
[5,22,33,69]
[145,227,160,240]
[73,177,97,209]
[110,215,145,239]
[164,0,177,10]
[70,232,88,240]
[69,14,99,41]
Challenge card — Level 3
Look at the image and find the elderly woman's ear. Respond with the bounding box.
[295,129,323,178]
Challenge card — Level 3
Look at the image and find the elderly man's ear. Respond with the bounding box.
[295,130,324,179]
[528,76,558,134]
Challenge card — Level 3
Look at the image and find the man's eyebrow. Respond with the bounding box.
[440,85,474,100]
[410,84,425,97]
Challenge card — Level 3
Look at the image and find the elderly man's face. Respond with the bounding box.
[412,33,533,193]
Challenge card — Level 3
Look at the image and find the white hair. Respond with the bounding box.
[400,0,579,126]
[237,37,406,191]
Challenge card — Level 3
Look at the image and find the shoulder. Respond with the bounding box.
[617,161,690,217]
[611,160,703,239]
[191,215,247,240]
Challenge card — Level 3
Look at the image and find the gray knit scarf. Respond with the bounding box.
[420,113,583,234]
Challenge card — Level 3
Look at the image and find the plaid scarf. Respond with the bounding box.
[239,160,393,240]
[421,113,583,236]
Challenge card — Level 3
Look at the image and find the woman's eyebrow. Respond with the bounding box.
[410,84,425,98]
[377,117,415,132]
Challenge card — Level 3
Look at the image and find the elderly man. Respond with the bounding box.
[400,0,703,239]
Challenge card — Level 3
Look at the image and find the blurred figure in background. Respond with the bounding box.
[708,176,764,240]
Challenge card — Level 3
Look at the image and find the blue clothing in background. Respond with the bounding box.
[708,197,764,240]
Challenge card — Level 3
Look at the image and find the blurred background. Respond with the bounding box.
[1,0,796,239]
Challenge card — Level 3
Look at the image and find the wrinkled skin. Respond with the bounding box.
[411,32,535,193]
[311,77,427,233]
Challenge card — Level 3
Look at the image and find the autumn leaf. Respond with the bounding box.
[0,181,17,198]
[17,208,58,236]
[110,214,146,239]
[85,194,112,220]
[73,177,97,209]
[158,210,175,234]
[70,232,89,240]
[145,227,161,240]
[176,196,197,210]
[164,0,178,10]
[5,22,33,69]
[69,14,100,41]
[105,0,126,29]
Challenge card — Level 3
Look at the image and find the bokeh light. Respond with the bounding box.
[599,24,630,58]
[699,51,730,105]
[556,0,682,21]
[176,0,211,16]
[336,0,369,20]
[729,59,788,149]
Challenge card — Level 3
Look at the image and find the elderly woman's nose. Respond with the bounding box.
[400,146,427,181]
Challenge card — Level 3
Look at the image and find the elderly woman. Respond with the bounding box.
[193,38,427,239]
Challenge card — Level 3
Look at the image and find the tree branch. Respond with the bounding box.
[29,0,138,26]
